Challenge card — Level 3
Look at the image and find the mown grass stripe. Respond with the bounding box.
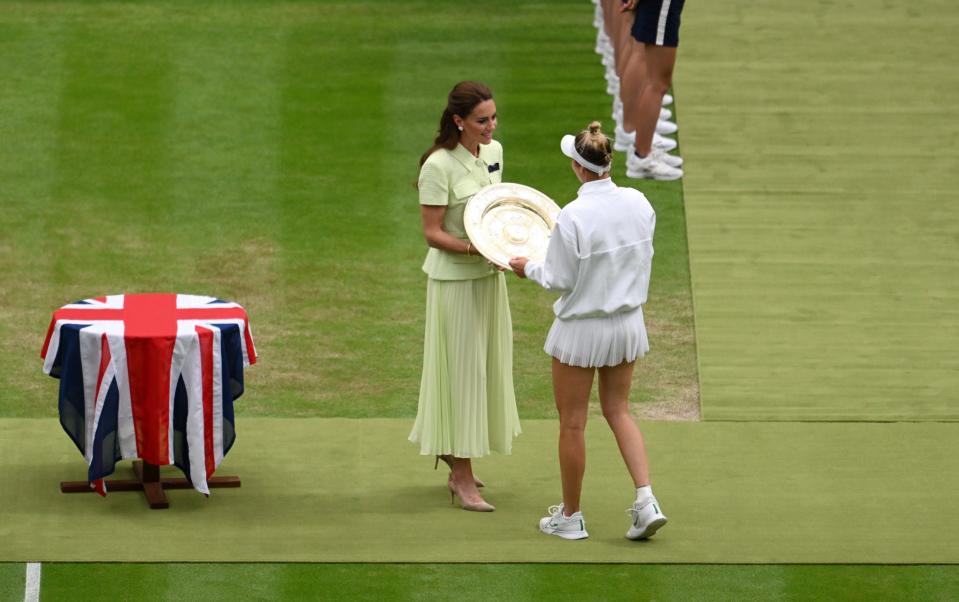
[30,563,959,601]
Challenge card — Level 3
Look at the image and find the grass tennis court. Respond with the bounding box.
[677,0,959,421]
[3,419,959,564]
[0,0,696,421]
[1,0,958,599]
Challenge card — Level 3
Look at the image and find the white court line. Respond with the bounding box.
[24,563,41,602]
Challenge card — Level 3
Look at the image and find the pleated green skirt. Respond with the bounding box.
[408,272,522,457]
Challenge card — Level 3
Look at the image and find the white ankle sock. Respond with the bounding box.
[636,485,653,501]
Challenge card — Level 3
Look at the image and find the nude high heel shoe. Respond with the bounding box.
[447,477,494,512]
[434,454,486,488]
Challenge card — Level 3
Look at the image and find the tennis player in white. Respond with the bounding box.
[510,121,667,541]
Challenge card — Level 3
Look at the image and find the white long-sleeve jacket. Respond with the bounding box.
[525,178,655,320]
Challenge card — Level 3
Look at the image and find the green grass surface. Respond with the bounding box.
[0,565,22,602]
[4,418,958,563]
[675,0,959,420]
[0,1,696,420]
[0,563,943,601]
[2,0,957,599]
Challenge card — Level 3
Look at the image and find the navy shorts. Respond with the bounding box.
[631,0,686,47]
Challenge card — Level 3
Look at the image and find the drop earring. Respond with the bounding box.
[457,125,464,131]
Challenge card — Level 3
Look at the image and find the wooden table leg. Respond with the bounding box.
[60,460,241,509]
[135,460,168,509]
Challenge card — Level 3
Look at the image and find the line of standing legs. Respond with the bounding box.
[597,0,684,180]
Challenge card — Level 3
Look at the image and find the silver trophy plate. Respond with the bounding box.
[464,183,562,269]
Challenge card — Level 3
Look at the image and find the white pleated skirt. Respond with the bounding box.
[544,307,649,368]
[409,273,522,458]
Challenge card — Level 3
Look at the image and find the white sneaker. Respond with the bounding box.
[662,93,674,106]
[539,504,589,540]
[655,148,683,168]
[626,496,668,540]
[626,154,683,181]
[596,38,611,55]
[656,119,678,135]
[653,132,677,152]
[616,127,679,154]
[628,148,683,170]
[653,132,677,153]
[614,124,636,152]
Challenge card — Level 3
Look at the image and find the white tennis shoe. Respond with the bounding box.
[626,496,668,540]
[539,504,589,540]
[626,154,684,181]
[613,124,635,151]
[615,125,678,153]
[656,119,678,135]
[627,147,683,169]
[653,132,677,152]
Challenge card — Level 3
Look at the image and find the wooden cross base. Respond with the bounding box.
[60,460,241,509]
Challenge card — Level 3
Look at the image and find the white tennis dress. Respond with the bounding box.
[525,178,655,368]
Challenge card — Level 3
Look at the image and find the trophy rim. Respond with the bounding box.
[464,183,561,269]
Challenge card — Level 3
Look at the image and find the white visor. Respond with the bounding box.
[560,134,610,175]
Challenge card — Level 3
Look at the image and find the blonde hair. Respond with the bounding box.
[574,121,612,169]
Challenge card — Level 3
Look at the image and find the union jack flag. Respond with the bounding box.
[41,294,257,496]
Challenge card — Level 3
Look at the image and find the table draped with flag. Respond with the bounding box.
[41,293,257,496]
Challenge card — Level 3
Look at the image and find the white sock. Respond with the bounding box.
[636,485,653,502]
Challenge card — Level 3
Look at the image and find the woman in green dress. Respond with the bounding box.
[408,81,521,512]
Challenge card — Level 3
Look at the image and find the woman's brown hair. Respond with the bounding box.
[419,81,494,167]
